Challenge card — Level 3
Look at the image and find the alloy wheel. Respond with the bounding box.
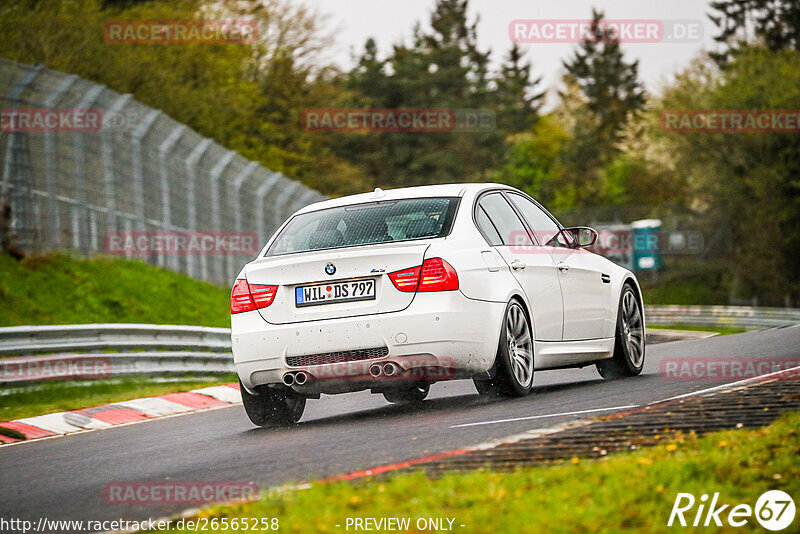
[506,303,534,388]
[620,290,644,367]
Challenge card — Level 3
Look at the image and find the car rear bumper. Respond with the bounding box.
[231,291,504,393]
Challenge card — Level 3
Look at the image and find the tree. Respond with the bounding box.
[347,39,389,104]
[403,0,491,107]
[658,47,800,304]
[494,44,544,134]
[337,0,503,188]
[709,0,800,63]
[552,8,646,208]
[561,8,645,148]
[493,116,567,207]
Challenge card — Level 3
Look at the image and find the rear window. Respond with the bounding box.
[266,197,460,256]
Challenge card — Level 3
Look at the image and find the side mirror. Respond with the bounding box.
[564,226,598,248]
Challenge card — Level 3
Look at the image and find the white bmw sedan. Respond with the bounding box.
[231,183,645,426]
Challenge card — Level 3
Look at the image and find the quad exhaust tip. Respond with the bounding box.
[382,362,398,377]
[282,371,310,387]
[289,365,396,382]
[370,362,399,378]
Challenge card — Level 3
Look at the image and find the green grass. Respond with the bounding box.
[640,262,731,305]
[159,412,800,533]
[0,375,237,422]
[0,254,238,422]
[0,253,231,327]
[648,324,747,336]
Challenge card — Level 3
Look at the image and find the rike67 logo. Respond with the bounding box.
[668,490,795,531]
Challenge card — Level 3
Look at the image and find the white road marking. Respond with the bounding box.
[192,385,242,404]
[450,405,638,428]
[453,364,800,429]
[115,397,194,417]
[0,404,237,449]
[648,364,800,405]
[15,413,113,434]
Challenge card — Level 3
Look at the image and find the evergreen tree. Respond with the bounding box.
[709,0,800,64]
[556,9,645,207]
[561,8,645,148]
[494,44,544,134]
[342,0,502,187]
[347,38,389,105]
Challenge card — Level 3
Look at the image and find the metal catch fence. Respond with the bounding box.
[0,58,326,285]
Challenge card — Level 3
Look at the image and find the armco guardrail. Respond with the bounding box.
[1,306,798,384]
[645,305,800,330]
[0,324,233,384]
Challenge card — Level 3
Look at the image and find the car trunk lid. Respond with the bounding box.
[245,242,430,324]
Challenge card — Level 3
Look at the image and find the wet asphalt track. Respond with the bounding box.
[2,326,799,526]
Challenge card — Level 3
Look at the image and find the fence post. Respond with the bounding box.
[158,125,186,271]
[209,150,235,283]
[292,188,320,213]
[255,172,282,244]
[184,138,212,280]
[71,83,105,253]
[271,178,301,232]
[131,109,160,227]
[130,109,160,267]
[99,93,131,251]
[227,161,257,282]
[1,64,43,254]
[41,73,78,250]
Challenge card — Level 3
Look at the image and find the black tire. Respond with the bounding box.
[382,383,430,404]
[473,378,498,396]
[240,380,306,427]
[596,285,645,379]
[473,299,534,397]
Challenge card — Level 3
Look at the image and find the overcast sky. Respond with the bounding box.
[312,0,721,106]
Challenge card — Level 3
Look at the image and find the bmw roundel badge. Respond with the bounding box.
[325,263,336,276]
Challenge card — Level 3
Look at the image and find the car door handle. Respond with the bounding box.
[510,259,526,271]
[557,262,570,272]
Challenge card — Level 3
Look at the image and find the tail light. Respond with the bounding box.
[418,258,459,291]
[388,258,459,293]
[387,266,421,292]
[231,279,278,314]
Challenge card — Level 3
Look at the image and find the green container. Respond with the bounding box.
[631,219,663,271]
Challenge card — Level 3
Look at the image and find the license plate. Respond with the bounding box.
[295,279,376,307]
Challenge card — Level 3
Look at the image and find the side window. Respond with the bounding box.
[507,193,565,247]
[475,206,503,245]
[477,193,532,246]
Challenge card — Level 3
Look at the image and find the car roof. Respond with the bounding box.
[295,182,515,214]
